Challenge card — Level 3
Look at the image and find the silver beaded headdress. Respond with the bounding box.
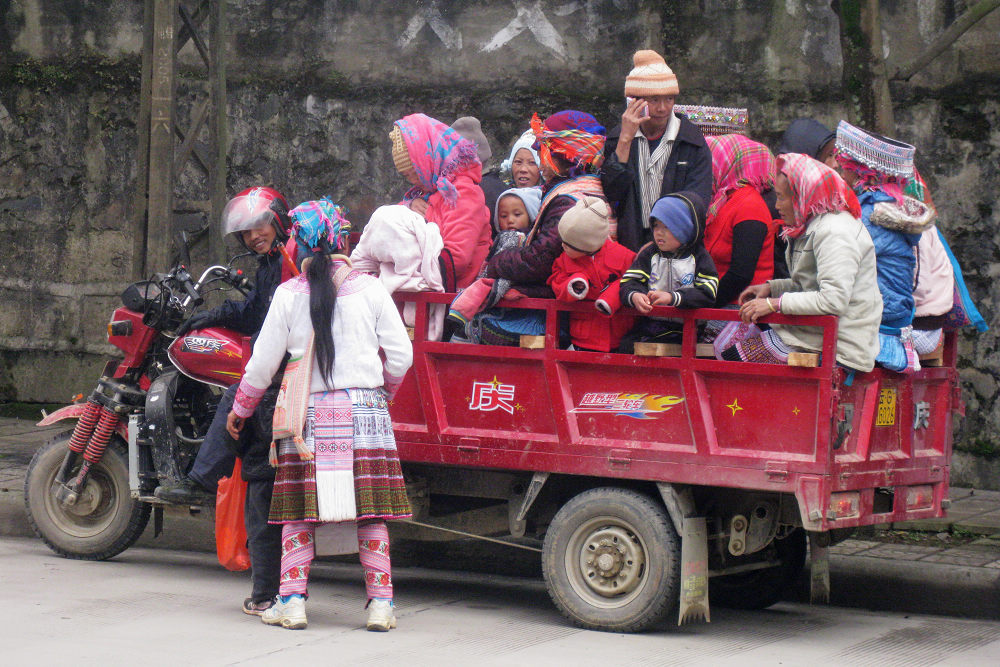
[835,120,915,178]
[674,105,749,136]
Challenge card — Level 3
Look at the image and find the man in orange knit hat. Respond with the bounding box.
[601,49,713,253]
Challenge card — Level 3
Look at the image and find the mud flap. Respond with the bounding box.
[808,531,830,603]
[678,516,710,625]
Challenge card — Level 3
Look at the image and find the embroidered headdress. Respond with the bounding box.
[675,105,749,137]
[835,120,915,203]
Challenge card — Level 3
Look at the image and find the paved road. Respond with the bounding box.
[2,537,999,666]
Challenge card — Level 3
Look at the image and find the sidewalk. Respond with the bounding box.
[1,415,998,618]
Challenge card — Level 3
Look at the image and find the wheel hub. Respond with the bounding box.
[44,464,117,538]
[578,525,645,597]
[66,480,102,516]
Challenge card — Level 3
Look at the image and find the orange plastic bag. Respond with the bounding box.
[215,459,250,571]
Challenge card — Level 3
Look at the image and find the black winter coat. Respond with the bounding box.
[601,114,713,253]
[210,248,285,340]
[211,248,287,480]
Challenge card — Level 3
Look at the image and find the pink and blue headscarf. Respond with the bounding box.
[395,113,480,209]
[289,198,351,254]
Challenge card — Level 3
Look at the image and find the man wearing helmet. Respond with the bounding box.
[178,186,296,337]
[156,186,296,616]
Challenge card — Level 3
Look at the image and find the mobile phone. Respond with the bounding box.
[625,97,649,118]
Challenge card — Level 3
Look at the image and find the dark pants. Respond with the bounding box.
[246,477,281,603]
[618,318,683,354]
[189,384,239,492]
[192,382,281,602]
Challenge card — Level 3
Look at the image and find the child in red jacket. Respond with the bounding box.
[548,196,636,352]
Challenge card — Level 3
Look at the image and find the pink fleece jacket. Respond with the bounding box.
[424,163,491,289]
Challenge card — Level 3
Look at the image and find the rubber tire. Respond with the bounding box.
[709,527,807,610]
[24,432,151,560]
[542,487,680,633]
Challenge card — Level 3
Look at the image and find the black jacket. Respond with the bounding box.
[619,190,718,309]
[480,169,509,234]
[209,248,285,340]
[601,114,713,253]
[212,248,287,480]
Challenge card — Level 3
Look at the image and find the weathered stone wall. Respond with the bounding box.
[1,1,999,462]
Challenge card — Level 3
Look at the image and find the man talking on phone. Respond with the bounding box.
[601,49,712,252]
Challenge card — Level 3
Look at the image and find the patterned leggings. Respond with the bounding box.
[278,520,393,600]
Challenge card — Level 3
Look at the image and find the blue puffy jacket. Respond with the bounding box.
[858,190,920,330]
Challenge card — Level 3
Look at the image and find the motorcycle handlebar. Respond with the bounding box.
[191,265,252,294]
[176,266,204,308]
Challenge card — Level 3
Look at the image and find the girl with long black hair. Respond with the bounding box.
[227,198,413,632]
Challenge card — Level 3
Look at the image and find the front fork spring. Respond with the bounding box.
[58,405,121,506]
[67,399,102,453]
[83,408,119,463]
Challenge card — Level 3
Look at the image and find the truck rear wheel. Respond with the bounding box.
[709,527,807,609]
[542,487,680,633]
[25,432,151,560]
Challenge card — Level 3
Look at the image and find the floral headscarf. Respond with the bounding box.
[530,111,605,177]
[289,198,351,253]
[777,153,861,240]
[705,134,776,222]
[394,113,480,208]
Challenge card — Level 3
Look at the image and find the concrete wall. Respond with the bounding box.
[1,1,999,464]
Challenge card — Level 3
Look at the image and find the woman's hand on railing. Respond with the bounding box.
[739,297,774,324]
[738,283,771,304]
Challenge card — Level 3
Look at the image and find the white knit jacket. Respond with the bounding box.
[235,268,413,412]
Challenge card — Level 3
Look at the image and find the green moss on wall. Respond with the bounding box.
[1,52,140,95]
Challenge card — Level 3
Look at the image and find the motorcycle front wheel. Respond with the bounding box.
[24,431,151,560]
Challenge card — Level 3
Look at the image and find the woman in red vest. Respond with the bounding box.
[703,134,778,306]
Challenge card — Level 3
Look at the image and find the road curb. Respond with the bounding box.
[825,555,1000,619]
[0,488,33,538]
[1,486,217,553]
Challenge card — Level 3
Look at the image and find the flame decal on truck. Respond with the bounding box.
[571,393,685,419]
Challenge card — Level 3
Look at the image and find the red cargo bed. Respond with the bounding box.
[390,293,954,531]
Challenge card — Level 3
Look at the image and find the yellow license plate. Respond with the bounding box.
[876,388,897,426]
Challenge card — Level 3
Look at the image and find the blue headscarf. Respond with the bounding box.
[289,198,351,255]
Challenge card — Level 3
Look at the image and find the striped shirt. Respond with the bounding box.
[636,112,681,229]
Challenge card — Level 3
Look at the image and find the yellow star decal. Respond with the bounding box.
[726,398,743,416]
[792,406,800,416]
[515,403,524,412]
[490,376,502,388]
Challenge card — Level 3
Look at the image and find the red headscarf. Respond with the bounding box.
[705,134,776,222]
[777,153,861,240]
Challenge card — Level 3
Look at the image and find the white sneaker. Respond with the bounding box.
[261,596,307,630]
[366,599,397,632]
